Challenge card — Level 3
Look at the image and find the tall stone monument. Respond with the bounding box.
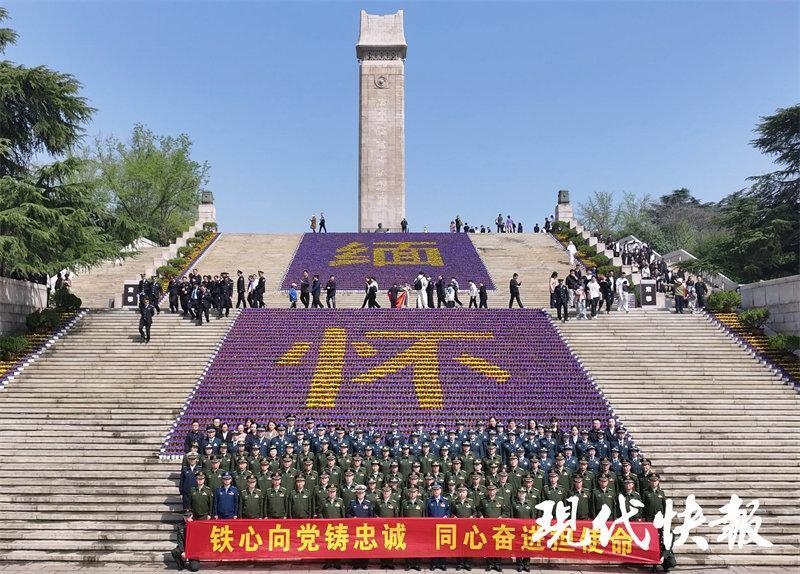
[357,10,407,232]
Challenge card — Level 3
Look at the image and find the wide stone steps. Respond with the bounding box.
[559,309,800,567]
[0,309,233,564]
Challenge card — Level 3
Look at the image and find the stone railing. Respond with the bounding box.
[0,277,48,336]
[740,274,800,336]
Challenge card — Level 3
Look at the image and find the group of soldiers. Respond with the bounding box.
[178,416,667,572]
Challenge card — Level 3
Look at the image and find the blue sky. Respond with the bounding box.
[5,1,798,232]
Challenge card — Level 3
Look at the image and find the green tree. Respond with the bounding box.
[577,191,619,236]
[713,106,799,282]
[86,124,209,245]
[0,8,127,279]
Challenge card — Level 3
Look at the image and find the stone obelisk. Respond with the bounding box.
[357,10,407,233]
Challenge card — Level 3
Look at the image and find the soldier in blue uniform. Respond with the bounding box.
[212,472,239,519]
[426,483,450,571]
[346,484,374,569]
[179,452,202,510]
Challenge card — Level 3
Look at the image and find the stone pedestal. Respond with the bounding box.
[357,10,407,232]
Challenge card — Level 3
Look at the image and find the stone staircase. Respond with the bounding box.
[0,308,234,564]
[558,309,800,567]
[471,233,572,308]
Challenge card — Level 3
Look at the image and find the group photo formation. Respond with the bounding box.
[0,2,797,574]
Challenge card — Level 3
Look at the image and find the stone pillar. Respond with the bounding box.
[554,189,575,225]
[357,10,407,232]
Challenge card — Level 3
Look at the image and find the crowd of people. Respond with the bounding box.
[177,415,667,572]
[548,268,630,322]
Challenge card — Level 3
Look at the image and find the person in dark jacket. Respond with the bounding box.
[478,282,488,308]
[435,276,446,308]
[236,270,247,308]
[325,275,337,308]
[311,275,323,308]
[300,271,311,308]
[213,473,239,519]
[509,273,523,308]
[553,279,570,322]
[139,297,155,342]
[347,484,374,569]
[171,511,201,572]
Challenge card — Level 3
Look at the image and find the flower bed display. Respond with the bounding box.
[162,308,616,457]
[280,233,495,291]
[709,312,800,385]
[157,231,220,303]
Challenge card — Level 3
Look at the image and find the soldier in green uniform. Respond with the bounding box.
[374,486,399,569]
[569,475,592,520]
[388,476,403,504]
[263,473,289,519]
[450,486,475,571]
[552,454,573,490]
[617,460,640,494]
[239,475,263,518]
[642,474,668,568]
[482,443,502,471]
[363,444,377,469]
[216,443,233,472]
[201,444,216,471]
[446,458,468,487]
[278,455,298,491]
[575,458,595,494]
[485,462,501,487]
[620,478,643,521]
[511,489,535,572]
[404,473,423,501]
[323,454,342,486]
[365,478,380,504]
[429,461,447,485]
[351,455,368,485]
[315,472,335,511]
[437,445,453,474]
[596,458,618,494]
[466,472,487,505]
[289,475,314,518]
[367,460,385,489]
[339,470,358,507]
[378,447,395,475]
[520,476,540,509]
[385,461,404,486]
[542,470,565,506]
[233,458,251,492]
[527,459,545,492]
[301,457,320,492]
[247,445,263,474]
[263,445,280,474]
[320,484,345,570]
[494,471,514,516]
[506,455,527,492]
[398,445,415,479]
[418,443,436,475]
[477,484,506,571]
[591,475,617,519]
[297,440,315,470]
[401,486,425,571]
[316,440,333,472]
[189,472,214,519]
[443,479,458,502]
[205,457,225,491]
[336,444,353,472]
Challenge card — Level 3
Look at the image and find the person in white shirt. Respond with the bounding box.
[566,241,577,266]
[575,285,588,320]
[414,272,428,308]
[587,276,601,318]
[468,280,479,308]
[617,278,630,313]
[444,285,455,308]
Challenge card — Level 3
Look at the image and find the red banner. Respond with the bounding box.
[186,518,660,564]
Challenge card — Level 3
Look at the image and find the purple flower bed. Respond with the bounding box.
[162,309,614,456]
[280,233,495,290]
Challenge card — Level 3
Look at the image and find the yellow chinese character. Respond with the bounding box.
[297,523,321,552]
[610,527,633,556]
[354,332,494,408]
[550,530,576,553]
[210,525,234,553]
[383,523,408,551]
[491,524,515,551]
[436,524,458,550]
[238,525,263,552]
[306,328,347,408]
[463,525,488,550]
[325,523,349,552]
[268,523,291,552]
[329,242,370,266]
[580,528,604,555]
[372,241,444,267]
[354,524,378,551]
[521,525,545,552]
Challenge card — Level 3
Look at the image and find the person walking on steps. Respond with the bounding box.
[509,273,523,308]
[139,297,155,342]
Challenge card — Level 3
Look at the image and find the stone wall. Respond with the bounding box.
[740,274,800,336]
[0,277,47,335]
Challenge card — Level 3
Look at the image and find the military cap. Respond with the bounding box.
[402,444,410,449]
[456,420,465,426]
[579,457,588,463]
[285,443,295,449]
[548,470,559,477]
[498,470,508,477]
[543,426,553,432]
[523,476,533,482]
[580,429,589,435]
[389,477,400,483]
[352,455,363,461]
[269,445,278,451]
[440,444,450,450]
[276,424,286,430]
[457,485,468,492]
[516,447,526,452]
[422,441,430,447]
[271,473,282,480]
[450,457,460,464]
[257,425,267,431]
[295,475,305,482]
[344,470,354,476]
[282,455,294,462]
[354,484,366,491]
[486,484,497,491]
[555,454,565,461]
[411,431,420,437]
[462,441,471,447]
[247,475,257,482]
[305,417,315,423]
[302,440,311,446]
[470,472,482,479]
[611,447,620,453]
[600,457,610,463]
[364,444,373,450]
[408,486,419,492]
[303,458,314,465]
[327,484,338,491]
[507,430,517,436]
[539,447,548,452]
[221,472,232,479]
[642,458,652,465]
[218,443,228,449]
[326,453,336,460]
[259,459,270,466]
[187,452,198,459]
[424,473,434,480]
[509,455,518,461]
[390,422,399,428]
[622,460,632,466]
[447,430,457,436]
[390,461,399,467]
[468,429,476,435]
[412,461,421,466]
[598,474,610,481]
[490,462,499,468]
[320,472,330,478]
[286,414,296,420]
[371,459,380,466]
[624,478,635,484]
[488,430,497,436]
[381,446,390,452]
[194,471,205,478]
[237,457,248,464]
[562,444,573,451]
[338,443,348,449]
[473,460,483,466]
[496,422,505,427]
[649,474,660,481]
[204,444,214,450]
[431,482,442,490]
[587,445,597,451]
[206,425,216,431]
[190,441,200,447]
[572,474,583,481]
[347,421,355,428]
[367,478,377,484]
[631,445,641,451]
[184,509,195,517]
[487,443,497,449]
[210,455,220,462]
[447,479,456,485]
[431,460,441,466]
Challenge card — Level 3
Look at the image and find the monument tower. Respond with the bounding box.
[357,10,407,232]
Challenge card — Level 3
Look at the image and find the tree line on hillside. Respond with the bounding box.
[0,7,209,281]
[577,106,799,284]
